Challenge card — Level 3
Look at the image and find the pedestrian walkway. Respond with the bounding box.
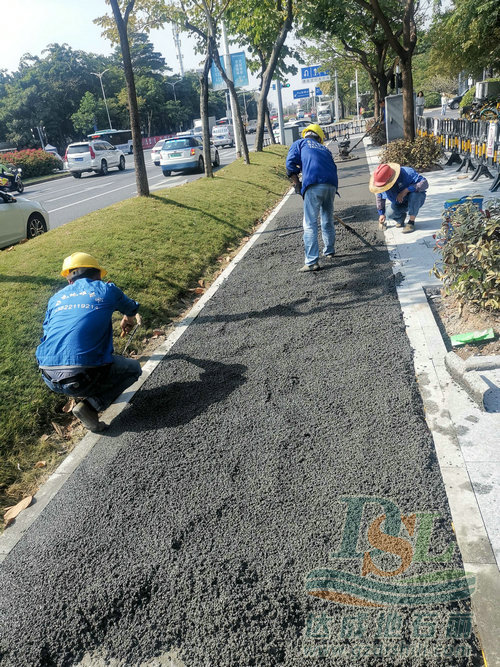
[0,141,496,666]
[364,137,500,666]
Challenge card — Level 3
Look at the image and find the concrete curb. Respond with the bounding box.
[444,352,500,410]
[0,186,295,563]
[25,172,71,186]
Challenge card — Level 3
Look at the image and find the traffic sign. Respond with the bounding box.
[293,88,310,99]
[301,66,331,83]
[315,87,323,96]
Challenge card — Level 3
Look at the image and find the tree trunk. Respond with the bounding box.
[254,0,293,151]
[210,47,250,164]
[264,106,275,142]
[109,0,149,196]
[200,50,213,178]
[401,59,415,141]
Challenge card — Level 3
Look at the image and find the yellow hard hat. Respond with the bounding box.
[61,252,107,278]
[302,123,325,144]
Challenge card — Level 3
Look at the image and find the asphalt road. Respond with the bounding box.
[21,137,255,230]
[0,145,481,666]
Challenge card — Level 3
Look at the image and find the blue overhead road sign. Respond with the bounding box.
[293,88,310,99]
[301,66,331,83]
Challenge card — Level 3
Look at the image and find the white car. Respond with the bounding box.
[151,140,166,166]
[211,124,235,148]
[317,112,332,124]
[0,191,50,248]
[160,136,220,177]
[64,140,126,178]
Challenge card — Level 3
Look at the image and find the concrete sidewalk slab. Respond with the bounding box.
[364,138,500,666]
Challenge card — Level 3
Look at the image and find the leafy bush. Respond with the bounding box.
[424,92,440,107]
[459,86,476,108]
[379,135,444,171]
[362,110,374,118]
[434,201,500,311]
[0,149,62,178]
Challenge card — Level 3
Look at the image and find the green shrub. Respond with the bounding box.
[459,86,476,108]
[0,149,62,178]
[379,135,444,171]
[424,92,440,107]
[362,110,374,118]
[434,201,500,311]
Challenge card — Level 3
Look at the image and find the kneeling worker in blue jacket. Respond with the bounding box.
[286,124,338,272]
[369,162,428,234]
[36,252,142,432]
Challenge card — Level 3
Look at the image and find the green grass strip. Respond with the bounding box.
[0,147,289,508]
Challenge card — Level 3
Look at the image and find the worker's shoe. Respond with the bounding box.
[324,252,335,260]
[395,220,405,228]
[72,401,107,433]
[402,222,415,234]
[298,262,320,272]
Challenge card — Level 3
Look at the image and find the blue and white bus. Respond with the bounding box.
[87,129,133,154]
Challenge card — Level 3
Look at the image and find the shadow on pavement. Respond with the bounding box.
[124,354,247,430]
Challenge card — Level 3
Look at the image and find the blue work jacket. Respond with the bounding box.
[376,166,428,213]
[36,278,139,368]
[286,138,338,196]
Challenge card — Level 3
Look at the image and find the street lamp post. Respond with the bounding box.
[91,69,112,130]
[167,78,183,102]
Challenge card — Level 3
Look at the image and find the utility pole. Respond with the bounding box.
[91,69,112,129]
[172,24,184,77]
[355,69,360,120]
[334,69,340,122]
[221,21,241,157]
[276,79,285,145]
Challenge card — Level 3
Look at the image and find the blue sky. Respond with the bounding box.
[3,0,316,108]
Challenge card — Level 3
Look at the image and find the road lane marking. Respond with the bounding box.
[47,175,183,212]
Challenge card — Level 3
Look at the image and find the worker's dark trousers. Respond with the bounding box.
[42,355,142,412]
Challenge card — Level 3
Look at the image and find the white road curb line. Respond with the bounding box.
[364,138,500,666]
[0,187,295,563]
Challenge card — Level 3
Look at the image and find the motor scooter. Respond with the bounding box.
[0,164,24,193]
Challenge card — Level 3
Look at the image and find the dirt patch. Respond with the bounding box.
[427,289,500,360]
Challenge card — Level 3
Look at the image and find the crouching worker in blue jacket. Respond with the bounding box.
[36,252,142,432]
[369,162,428,234]
[286,124,338,272]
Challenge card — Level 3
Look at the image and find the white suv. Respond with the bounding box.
[65,141,126,179]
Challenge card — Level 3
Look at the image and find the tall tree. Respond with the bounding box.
[300,1,397,120]
[354,0,418,140]
[226,0,296,151]
[96,0,150,196]
[428,0,500,77]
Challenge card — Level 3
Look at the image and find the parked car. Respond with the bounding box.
[151,140,166,166]
[211,124,235,148]
[64,140,126,178]
[0,190,49,248]
[160,136,220,176]
[447,94,464,110]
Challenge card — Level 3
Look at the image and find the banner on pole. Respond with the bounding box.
[210,52,249,90]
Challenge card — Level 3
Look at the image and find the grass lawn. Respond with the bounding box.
[0,146,289,521]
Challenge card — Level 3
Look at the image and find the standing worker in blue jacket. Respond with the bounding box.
[286,124,338,272]
[369,162,428,234]
[36,252,142,432]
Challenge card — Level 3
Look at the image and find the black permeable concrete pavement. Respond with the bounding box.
[0,147,482,667]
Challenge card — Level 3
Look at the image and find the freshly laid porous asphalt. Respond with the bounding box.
[0,147,482,666]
